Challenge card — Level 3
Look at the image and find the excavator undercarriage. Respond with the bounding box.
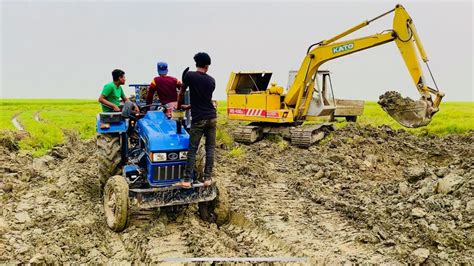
[233,123,335,148]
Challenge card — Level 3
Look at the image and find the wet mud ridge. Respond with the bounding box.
[1,125,473,264]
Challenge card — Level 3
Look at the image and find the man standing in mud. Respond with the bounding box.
[179,52,216,188]
[98,69,137,113]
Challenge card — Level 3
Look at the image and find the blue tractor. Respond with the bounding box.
[96,84,229,232]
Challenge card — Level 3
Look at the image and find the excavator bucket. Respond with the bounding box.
[378,91,432,128]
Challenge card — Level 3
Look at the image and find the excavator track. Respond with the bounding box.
[290,123,335,148]
[233,125,263,144]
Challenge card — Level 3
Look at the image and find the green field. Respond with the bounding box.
[349,101,473,135]
[0,99,472,156]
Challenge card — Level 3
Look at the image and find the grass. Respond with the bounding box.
[216,101,234,149]
[356,102,474,135]
[17,110,65,157]
[304,101,474,136]
[0,99,472,156]
[0,109,20,130]
[228,146,245,157]
[1,99,100,156]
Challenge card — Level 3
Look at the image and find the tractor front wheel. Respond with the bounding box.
[198,181,230,226]
[103,175,129,232]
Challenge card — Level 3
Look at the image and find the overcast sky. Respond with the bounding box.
[1,0,472,101]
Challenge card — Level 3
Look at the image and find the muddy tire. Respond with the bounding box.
[198,181,230,226]
[97,134,122,191]
[194,144,205,181]
[103,175,129,232]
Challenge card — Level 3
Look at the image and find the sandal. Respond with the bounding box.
[203,177,213,187]
[180,178,192,189]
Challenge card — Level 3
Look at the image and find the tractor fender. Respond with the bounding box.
[96,114,129,134]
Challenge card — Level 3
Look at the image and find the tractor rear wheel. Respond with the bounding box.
[198,181,230,226]
[194,144,205,181]
[97,134,121,192]
[103,175,129,232]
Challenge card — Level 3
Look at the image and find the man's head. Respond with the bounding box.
[112,69,126,85]
[157,62,168,76]
[194,52,211,72]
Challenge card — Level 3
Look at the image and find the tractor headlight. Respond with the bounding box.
[179,151,188,160]
[151,153,167,162]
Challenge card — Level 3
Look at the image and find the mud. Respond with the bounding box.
[378,91,431,128]
[1,125,472,264]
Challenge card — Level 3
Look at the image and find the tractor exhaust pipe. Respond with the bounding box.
[172,110,186,134]
[176,120,182,134]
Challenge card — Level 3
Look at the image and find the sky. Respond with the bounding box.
[1,0,473,101]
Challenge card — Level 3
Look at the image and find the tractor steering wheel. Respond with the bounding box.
[139,103,165,113]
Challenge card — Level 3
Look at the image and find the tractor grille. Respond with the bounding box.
[152,164,185,181]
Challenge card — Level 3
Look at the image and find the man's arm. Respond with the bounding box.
[177,72,189,109]
[146,81,157,106]
[98,94,120,112]
[176,79,182,88]
[120,90,140,113]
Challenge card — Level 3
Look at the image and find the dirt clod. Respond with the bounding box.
[436,173,464,194]
[411,248,430,263]
[0,130,20,151]
[411,207,427,218]
[405,166,427,183]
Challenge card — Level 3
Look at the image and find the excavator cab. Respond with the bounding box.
[307,70,337,117]
[286,70,336,117]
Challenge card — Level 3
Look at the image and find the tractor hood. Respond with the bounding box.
[137,111,189,152]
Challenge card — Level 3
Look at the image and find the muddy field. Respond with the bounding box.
[1,125,473,264]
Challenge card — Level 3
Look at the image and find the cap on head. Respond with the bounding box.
[157,62,168,75]
[194,52,211,68]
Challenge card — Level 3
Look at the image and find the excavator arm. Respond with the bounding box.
[284,4,444,127]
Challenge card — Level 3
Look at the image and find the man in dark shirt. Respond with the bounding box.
[179,52,216,188]
[146,62,182,117]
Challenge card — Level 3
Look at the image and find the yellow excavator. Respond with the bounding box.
[226,4,444,147]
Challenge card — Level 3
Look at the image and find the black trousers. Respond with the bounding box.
[183,118,217,180]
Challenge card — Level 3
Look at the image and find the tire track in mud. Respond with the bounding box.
[181,211,303,259]
[100,214,191,263]
[11,113,25,131]
[216,152,396,263]
[243,178,388,263]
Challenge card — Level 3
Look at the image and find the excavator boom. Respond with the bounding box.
[284,4,444,127]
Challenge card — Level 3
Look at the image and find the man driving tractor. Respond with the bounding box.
[146,62,182,117]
